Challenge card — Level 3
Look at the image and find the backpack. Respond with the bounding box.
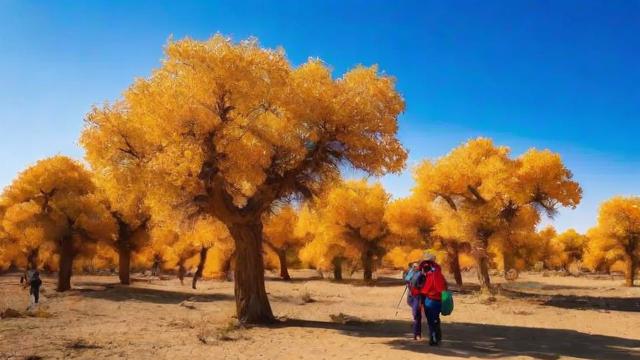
[440,290,454,315]
[409,271,426,290]
[430,267,447,293]
[403,268,417,283]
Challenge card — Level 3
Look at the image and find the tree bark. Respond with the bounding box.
[446,242,463,287]
[362,249,373,281]
[192,246,209,289]
[472,236,492,292]
[151,255,161,276]
[57,236,74,292]
[178,261,186,285]
[117,241,131,285]
[332,257,343,281]
[502,245,515,279]
[229,222,274,324]
[278,249,291,281]
[27,248,39,270]
[624,252,637,287]
[222,255,233,282]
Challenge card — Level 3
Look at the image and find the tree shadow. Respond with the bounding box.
[264,275,325,283]
[273,318,640,360]
[502,281,599,291]
[500,288,640,313]
[74,284,234,305]
[328,276,406,287]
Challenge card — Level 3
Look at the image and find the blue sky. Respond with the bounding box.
[1,1,638,232]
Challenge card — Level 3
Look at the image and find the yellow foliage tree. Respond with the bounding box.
[309,180,395,281]
[263,205,305,280]
[81,101,152,285]
[586,197,640,286]
[383,195,475,284]
[413,138,581,291]
[87,35,406,323]
[547,229,588,270]
[0,156,117,291]
[297,204,351,279]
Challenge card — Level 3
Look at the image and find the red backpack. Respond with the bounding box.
[422,263,447,300]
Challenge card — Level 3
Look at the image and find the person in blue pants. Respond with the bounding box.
[424,297,442,345]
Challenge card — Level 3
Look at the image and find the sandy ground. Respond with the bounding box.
[1,270,639,360]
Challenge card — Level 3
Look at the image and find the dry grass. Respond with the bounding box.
[299,289,315,304]
[65,339,103,350]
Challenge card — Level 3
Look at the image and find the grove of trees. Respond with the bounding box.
[1,35,638,325]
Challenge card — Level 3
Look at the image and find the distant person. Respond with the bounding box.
[420,253,448,346]
[29,271,42,305]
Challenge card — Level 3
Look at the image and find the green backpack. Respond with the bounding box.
[440,290,454,316]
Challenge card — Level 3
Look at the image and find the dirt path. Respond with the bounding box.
[1,271,639,359]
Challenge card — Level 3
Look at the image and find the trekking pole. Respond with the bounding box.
[394,285,408,317]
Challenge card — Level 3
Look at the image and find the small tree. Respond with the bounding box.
[587,197,640,286]
[263,205,305,280]
[297,204,349,280]
[81,103,151,285]
[312,180,395,281]
[413,138,581,291]
[548,229,588,270]
[1,156,116,291]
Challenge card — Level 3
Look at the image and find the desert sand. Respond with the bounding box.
[1,270,639,360]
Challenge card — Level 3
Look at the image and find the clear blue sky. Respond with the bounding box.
[1,1,638,232]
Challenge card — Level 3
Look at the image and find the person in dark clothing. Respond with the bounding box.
[29,271,42,304]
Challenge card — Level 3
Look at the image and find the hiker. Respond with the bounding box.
[420,253,448,346]
[405,261,426,340]
[29,271,42,305]
[403,262,419,306]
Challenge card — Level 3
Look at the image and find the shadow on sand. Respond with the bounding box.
[500,287,640,313]
[274,318,640,360]
[71,283,234,305]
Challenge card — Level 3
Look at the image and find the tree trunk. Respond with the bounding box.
[472,236,491,292]
[222,255,233,282]
[278,249,291,281]
[117,242,131,285]
[332,257,343,281]
[178,261,186,285]
[362,250,373,281]
[192,246,209,289]
[229,222,274,324]
[624,253,637,287]
[27,248,39,270]
[502,243,516,279]
[446,242,463,287]
[151,255,161,276]
[57,236,74,292]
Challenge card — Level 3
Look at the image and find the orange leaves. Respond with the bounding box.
[515,149,582,209]
[263,205,304,251]
[584,197,640,278]
[0,156,117,265]
[86,35,406,221]
[298,180,395,272]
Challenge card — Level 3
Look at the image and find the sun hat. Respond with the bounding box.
[422,252,436,262]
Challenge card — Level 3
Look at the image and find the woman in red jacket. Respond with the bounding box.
[420,256,447,346]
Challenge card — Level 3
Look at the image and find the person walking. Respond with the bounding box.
[29,271,43,306]
[420,253,448,346]
[405,261,426,340]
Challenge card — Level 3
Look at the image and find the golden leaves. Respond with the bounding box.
[84,35,406,219]
[0,156,117,267]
